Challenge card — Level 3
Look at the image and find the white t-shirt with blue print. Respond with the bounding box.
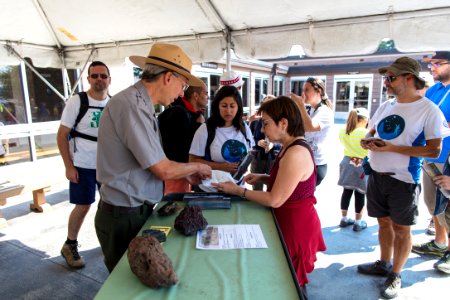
[190,123,254,163]
[368,97,445,184]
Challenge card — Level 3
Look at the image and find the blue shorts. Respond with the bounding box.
[69,167,100,205]
[366,171,420,225]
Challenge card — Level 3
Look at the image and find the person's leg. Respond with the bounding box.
[354,190,365,219]
[315,164,327,186]
[67,204,91,240]
[61,167,97,268]
[95,205,151,272]
[433,204,450,274]
[378,216,394,263]
[339,189,355,227]
[353,191,367,231]
[391,223,412,273]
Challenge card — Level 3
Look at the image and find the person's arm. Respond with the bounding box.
[149,159,211,185]
[290,93,320,132]
[56,125,79,183]
[367,138,441,158]
[189,154,238,173]
[215,145,313,208]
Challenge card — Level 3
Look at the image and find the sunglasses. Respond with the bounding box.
[428,62,450,68]
[383,75,399,83]
[90,74,109,79]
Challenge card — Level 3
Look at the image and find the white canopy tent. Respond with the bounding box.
[0,0,449,69]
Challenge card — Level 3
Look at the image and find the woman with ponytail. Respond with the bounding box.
[291,77,334,186]
[337,108,370,231]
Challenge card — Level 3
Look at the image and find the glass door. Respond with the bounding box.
[334,76,372,120]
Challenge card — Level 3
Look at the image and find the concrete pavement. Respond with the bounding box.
[0,124,449,299]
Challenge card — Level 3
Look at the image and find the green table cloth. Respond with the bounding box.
[95,199,300,300]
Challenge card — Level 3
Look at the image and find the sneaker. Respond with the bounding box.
[353,220,368,232]
[411,240,447,257]
[426,219,436,236]
[61,242,85,268]
[434,250,450,274]
[357,260,392,276]
[380,272,401,299]
[339,218,355,228]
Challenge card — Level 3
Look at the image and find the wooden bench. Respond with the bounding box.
[0,157,66,228]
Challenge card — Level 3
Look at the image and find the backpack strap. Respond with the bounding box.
[204,122,216,161]
[204,122,251,161]
[69,92,103,142]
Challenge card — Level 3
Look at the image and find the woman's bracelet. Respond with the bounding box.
[242,188,247,199]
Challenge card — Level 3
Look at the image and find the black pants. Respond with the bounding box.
[340,188,365,213]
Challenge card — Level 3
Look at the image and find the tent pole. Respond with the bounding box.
[68,49,97,98]
[226,32,231,72]
[4,44,66,101]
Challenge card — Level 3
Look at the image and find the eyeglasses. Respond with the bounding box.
[383,75,399,83]
[428,62,450,68]
[172,72,189,92]
[90,74,109,79]
[262,119,274,128]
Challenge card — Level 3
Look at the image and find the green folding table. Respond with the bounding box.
[95,197,301,300]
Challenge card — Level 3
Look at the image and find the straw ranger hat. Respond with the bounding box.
[129,43,203,87]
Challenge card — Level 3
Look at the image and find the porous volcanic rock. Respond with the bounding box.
[174,205,208,236]
[127,236,178,288]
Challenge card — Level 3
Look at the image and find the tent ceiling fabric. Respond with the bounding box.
[0,0,449,68]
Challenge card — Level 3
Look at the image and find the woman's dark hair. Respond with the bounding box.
[306,77,333,109]
[258,96,305,137]
[207,85,245,132]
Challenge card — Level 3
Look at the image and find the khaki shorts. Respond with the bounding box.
[422,162,448,229]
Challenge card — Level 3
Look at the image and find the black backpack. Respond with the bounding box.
[69,92,104,142]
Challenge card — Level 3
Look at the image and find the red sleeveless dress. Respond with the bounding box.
[268,139,326,286]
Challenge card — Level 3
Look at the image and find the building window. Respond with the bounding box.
[0,65,27,125]
[273,78,285,96]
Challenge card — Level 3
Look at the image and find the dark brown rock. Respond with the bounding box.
[157,201,180,216]
[174,205,208,236]
[127,236,178,288]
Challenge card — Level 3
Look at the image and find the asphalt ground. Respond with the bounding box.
[0,124,448,299]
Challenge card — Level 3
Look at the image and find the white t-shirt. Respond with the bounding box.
[305,104,334,165]
[60,93,109,169]
[369,97,444,184]
[190,123,254,163]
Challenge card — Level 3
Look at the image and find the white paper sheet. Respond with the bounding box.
[196,224,268,250]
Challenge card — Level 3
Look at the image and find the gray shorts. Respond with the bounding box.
[367,171,420,225]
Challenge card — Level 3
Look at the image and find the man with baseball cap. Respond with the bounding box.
[357,57,445,298]
[95,43,211,272]
[412,51,450,273]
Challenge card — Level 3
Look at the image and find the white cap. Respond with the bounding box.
[220,70,244,88]
[355,107,370,119]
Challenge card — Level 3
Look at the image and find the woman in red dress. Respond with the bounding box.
[215,96,326,295]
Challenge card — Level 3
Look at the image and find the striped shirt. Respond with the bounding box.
[339,127,368,158]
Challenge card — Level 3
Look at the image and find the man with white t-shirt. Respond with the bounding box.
[57,61,111,268]
[357,57,445,299]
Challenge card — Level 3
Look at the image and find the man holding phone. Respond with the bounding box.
[357,57,445,299]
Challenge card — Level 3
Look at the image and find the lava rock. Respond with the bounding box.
[127,236,178,288]
[174,206,208,236]
[157,201,180,216]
